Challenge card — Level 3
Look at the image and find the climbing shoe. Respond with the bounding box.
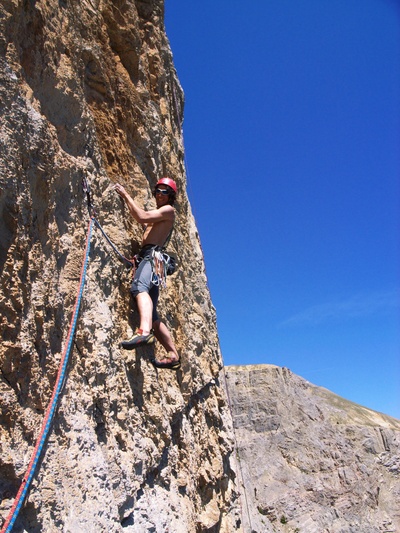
[121,329,155,350]
[151,354,181,371]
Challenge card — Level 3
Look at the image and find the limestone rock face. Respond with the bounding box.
[2,2,399,533]
[0,1,240,531]
[225,365,400,533]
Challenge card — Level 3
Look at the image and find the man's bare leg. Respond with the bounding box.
[120,292,155,349]
[153,320,179,363]
[136,292,153,335]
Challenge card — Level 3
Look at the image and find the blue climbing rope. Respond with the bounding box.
[1,217,94,533]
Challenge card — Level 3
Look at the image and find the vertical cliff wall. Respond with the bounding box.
[0,1,241,531]
[225,365,400,533]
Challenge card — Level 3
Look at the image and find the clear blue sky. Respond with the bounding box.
[164,0,400,419]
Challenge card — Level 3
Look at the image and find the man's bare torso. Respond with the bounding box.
[142,218,173,247]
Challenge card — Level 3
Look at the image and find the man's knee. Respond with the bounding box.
[131,282,149,298]
[133,288,149,299]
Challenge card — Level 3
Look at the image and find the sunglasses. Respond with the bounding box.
[154,188,170,196]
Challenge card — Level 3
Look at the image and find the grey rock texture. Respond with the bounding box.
[0,1,240,531]
[224,365,400,533]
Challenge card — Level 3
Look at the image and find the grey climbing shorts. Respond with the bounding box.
[131,251,159,323]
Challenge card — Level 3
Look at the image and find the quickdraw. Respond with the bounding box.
[151,249,168,288]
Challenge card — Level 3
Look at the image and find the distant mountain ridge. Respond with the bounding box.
[225,364,400,533]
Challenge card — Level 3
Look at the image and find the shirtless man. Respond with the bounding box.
[114,178,180,370]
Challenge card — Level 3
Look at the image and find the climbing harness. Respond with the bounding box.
[1,217,94,533]
[146,231,176,288]
[134,245,175,290]
[131,213,176,289]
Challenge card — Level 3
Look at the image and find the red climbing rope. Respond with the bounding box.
[1,217,94,533]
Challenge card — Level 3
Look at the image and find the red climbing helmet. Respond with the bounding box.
[156,177,177,194]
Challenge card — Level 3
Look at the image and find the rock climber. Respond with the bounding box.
[114,178,181,370]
